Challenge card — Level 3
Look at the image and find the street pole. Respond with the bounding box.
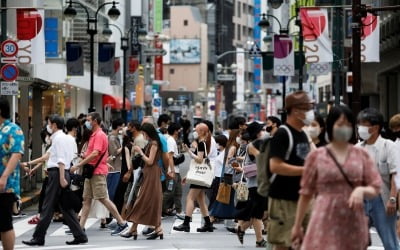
[89,30,96,113]
[282,76,287,123]
[121,47,128,121]
[295,6,304,91]
[351,0,362,117]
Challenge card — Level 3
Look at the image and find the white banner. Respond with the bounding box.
[236,48,245,108]
[273,35,295,76]
[300,8,333,63]
[361,14,380,62]
[16,8,45,64]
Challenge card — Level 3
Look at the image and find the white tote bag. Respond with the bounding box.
[186,142,214,188]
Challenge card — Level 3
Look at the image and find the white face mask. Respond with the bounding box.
[307,126,321,139]
[236,137,241,144]
[302,110,315,126]
[358,125,371,140]
[46,124,53,134]
[192,131,199,140]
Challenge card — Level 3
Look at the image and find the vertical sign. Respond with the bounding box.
[236,48,245,109]
[130,0,142,16]
[44,17,58,58]
[154,39,163,82]
[253,0,262,93]
[130,17,142,56]
[154,0,163,33]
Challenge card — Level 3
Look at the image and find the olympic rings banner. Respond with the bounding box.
[361,13,380,62]
[300,8,333,63]
[273,35,295,76]
[308,62,331,76]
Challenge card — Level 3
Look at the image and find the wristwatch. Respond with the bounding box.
[389,197,397,204]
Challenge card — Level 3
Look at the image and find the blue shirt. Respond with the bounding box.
[0,120,25,195]
[158,130,168,181]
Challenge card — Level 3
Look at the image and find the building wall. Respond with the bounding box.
[162,6,208,92]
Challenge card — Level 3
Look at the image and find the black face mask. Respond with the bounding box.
[266,126,273,133]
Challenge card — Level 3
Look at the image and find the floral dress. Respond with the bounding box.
[300,146,382,250]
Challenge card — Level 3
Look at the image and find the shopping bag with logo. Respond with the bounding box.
[236,172,249,202]
[185,142,214,187]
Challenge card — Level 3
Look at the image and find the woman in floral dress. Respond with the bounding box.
[291,105,382,250]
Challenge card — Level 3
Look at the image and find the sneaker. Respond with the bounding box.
[176,213,192,221]
[111,222,128,236]
[107,221,118,230]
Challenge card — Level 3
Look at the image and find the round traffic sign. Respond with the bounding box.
[1,64,19,82]
[1,40,18,57]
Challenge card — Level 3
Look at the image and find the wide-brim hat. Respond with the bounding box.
[285,91,315,110]
[246,121,265,141]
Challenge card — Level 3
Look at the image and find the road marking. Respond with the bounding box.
[13,217,37,237]
[50,218,98,236]
[13,244,96,249]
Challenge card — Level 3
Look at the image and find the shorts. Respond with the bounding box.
[83,175,109,200]
[267,198,298,247]
[0,193,15,232]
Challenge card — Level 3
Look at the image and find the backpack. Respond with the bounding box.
[257,125,293,197]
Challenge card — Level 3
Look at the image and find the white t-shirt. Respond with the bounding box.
[214,149,225,177]
[166,135,180,173]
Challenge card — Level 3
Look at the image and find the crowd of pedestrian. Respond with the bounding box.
[3,90,400,249]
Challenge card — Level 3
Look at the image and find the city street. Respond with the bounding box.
[5,155,385,250]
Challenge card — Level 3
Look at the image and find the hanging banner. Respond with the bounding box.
[273,35,295,76]
[98,42,115,77]
[17,8,45,64]
[361,14,380,62]
[110,58,121,85]
[300,8,333,63]
[66,42,84,76]
[236,48,245,109]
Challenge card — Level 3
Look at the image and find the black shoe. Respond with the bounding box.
[142,227,155,235]
[66,237,88,245]
[226,227,237,234]
[22,238,45,246]
[197,224,214,232]
[105,217,113,224]
[146,231,163,240]
[100,222,107,228]
[237,226,245,245]
[173,223,190,232]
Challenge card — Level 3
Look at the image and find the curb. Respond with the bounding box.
[21,189,41,210]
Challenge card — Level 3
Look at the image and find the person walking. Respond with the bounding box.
[173,123,214,233]
[291,105,382,250]
[267,91,315,250]
[356,108,400,250]
[0,97,24,250]
[121,123,164,240]
[23,115,87,246]
[70,112,128,236]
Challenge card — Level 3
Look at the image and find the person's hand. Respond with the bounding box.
[133,146,142,154]
[29,168,36,176]
[107,164,114,171]
[386,200,396,216]
[0,175,7,192]
[181,177,187,185]
[291,224,304,250]
[70,166,78,173]
[348,187,364,211]
[122,171,131,183]
[60,178,68,188]
[167,171,175,180]
[20,162,28,168]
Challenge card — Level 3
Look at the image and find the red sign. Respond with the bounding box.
[1,64,19,82]
[17,8,43,40]
[1,40,18,57]
[129,56,139,73]
[154,40,163,81]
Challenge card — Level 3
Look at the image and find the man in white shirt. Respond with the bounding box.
[23,115,87,246]
[357,108,400,250]
[163,122,183,216]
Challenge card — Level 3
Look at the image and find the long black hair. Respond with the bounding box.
[326,105,356,144]
[141,123,162,149]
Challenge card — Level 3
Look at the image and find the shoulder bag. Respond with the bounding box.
[243,144,257,178]
[326,148,354,188]
[82,150,107,179]
[216,149,232,204]
[235,171,249,202]
[186,141,214,187]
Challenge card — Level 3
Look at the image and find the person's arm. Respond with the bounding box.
[227,146,237,161]
[70,149,99,173]
[122,146,132,182]
[134,142,158,166]
[248,143,259,157]
[270,157,304,176]
[58,163,68,188]
[0,153,22,191]
[21,151,50,168]
[167,151,175,179]
[386,175,397,215]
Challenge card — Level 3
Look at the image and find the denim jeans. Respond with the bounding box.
[365,196,399,250]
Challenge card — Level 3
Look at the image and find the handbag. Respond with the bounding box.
[186,142,214,187]
[216,152,232,204]
[132,154,144,170]
[236,172,249,202]
[243,148,257,178]
[82,150,107,179]
[61,187,81,212]
[173,153,185,165]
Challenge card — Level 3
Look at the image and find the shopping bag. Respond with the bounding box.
[216,182,231,204]
[186,158,214,188]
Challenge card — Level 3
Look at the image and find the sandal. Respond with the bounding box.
[28,216,40,224]
[256,239,267,247]
[237,226,245,245]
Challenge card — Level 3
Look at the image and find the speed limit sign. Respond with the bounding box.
[1,40,18,57]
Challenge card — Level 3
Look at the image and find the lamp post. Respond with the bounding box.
[258,5,305,91]
[64,0,121,113]
[102,24,147,122]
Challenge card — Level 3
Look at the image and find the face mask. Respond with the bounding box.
[193,131,199,140]
[307,126,321,139]
[85,121,92,130]
[266,126,273,133]
[358,125,371,141]
[302,110,315,126]
[46,124,53,134]
[333,126,353,142]
[236,137,241,144]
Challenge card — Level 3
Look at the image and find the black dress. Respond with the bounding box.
[113,144,132,213]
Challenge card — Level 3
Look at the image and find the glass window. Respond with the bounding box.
[237,24,241,40]
[237,1,241,17]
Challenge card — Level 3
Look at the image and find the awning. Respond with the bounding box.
[102,95,131,110]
